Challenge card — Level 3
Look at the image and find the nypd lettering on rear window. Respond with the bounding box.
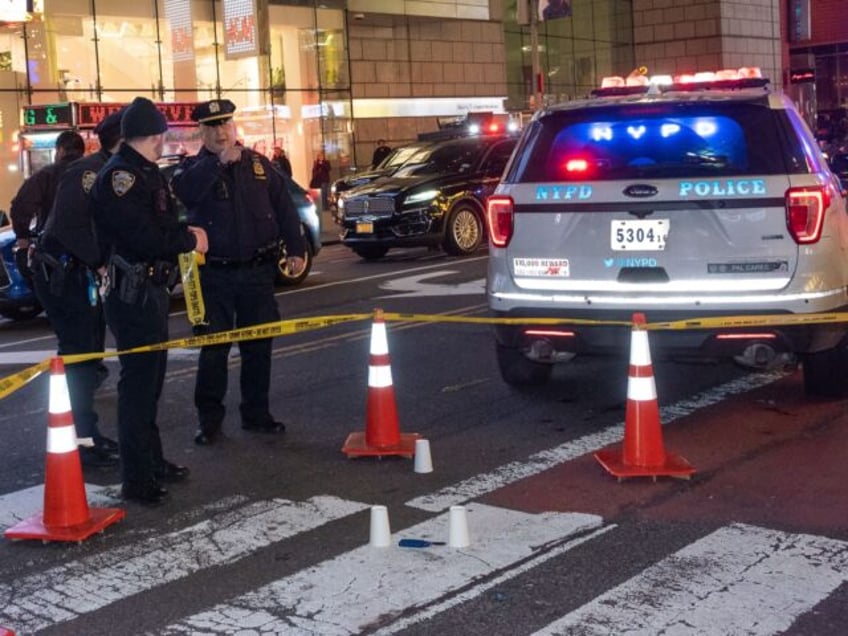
[679,179,766,197]
[535,185,593,201]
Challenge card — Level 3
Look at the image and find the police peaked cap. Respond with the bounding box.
[191,99,237,125]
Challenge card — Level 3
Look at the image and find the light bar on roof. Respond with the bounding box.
[598,66,763,90]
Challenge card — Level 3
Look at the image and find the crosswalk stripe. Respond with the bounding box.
[407,371,783,512]
[0,495,369,634]
[532,523,848,636]
[160,505,604,635]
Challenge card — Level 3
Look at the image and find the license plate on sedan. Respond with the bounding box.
[356,222,374,234]
[610,219,668,251]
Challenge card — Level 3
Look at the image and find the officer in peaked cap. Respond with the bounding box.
[172,99,305,446]
[91,96,209,505]
[190,99,237,125]
[33,108,126,469]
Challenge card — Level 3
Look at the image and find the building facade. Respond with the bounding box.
[0,0,839,210]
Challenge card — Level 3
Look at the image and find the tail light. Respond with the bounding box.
[486,196,514,247]
[786,186,828,244]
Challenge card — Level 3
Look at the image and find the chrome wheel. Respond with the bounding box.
[444,206,483,255]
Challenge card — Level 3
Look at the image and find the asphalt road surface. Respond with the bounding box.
[0,244,846,635]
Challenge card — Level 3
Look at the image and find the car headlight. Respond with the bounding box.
[404,189,439,206]
[337,197,345,211]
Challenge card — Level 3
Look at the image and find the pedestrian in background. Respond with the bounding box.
[271,146,293,177]
[32,111,124,469]
[170,99,305,446]
[92,96,208,505]
[309,150,331,209]
[10,130,85,277]
[371,139,392,168]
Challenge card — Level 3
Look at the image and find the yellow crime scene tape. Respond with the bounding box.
[4,308,848,401]
[178,251,208,330]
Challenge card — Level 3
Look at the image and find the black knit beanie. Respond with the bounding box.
[121,97,167,139]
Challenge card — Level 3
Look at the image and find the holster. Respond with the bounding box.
[32,251,66,296]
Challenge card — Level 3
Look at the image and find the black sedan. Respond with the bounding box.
[337,134,517,260]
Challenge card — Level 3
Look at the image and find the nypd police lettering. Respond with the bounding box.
[678,179,766,197]
[535,185,593,201]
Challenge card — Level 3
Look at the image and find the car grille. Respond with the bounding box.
[344,197,395,218]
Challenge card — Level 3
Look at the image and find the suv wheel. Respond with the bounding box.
[353,245,389,260]
[276,233,313,286]
[802,340,848,397]
[496,343,553,386]
[443,204,483,256]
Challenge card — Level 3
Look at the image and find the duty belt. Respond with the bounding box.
[204,243,279,268]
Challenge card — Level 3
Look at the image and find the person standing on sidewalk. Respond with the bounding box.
[170,99,305,446]
[92,97,208,505]
[32,111,124,469]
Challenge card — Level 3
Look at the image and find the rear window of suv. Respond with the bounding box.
[511,102,809,182]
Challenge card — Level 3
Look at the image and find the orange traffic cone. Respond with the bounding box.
[594,313,695,480]
[342,309,420,458]
[4,357,125,542]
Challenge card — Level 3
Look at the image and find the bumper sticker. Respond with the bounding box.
[513,258,570,277]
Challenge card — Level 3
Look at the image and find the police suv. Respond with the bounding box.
[486,68,848,397]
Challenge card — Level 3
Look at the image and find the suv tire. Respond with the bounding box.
[496,343,553,386]
[443,204,483,256]
[276,229,313,286]
[802,341,848,398]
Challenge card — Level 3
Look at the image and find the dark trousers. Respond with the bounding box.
[33,266,106,440]
[195,262,279,429]
[104,283,169,488]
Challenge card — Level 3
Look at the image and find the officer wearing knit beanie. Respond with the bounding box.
[94,109,124,152]
[91,96,208,505]
[121,96,168,139]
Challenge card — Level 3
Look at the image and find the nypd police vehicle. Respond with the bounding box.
[486,68,848,396]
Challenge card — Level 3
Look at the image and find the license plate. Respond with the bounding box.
[356,222,374,234]
[610,219,668,251]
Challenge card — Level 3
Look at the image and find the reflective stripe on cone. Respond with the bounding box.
[342,309,419,458]
[594,313,695,480]
[4,357,125,543]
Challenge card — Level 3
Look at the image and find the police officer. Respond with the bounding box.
[32,111,123,468]
[170,99,305,445]
[92,97,208,505]
[10,131,85,276]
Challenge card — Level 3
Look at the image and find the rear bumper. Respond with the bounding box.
[491,306,848,358]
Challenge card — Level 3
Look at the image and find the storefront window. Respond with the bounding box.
[0,0,353,204]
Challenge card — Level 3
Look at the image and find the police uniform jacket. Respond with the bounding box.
[171,145,305,262]
[91,143,196,265]
[39,149,111,269]
[10,151,84,239]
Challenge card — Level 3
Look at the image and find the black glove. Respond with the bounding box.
[14,247,32,281]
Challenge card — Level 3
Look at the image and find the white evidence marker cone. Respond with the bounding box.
[369,505,391,548]
[414,438,433,474]
[448,505,470,548]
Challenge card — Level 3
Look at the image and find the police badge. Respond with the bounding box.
[81,170,97,194]
[252,158,266,180]
[111,170,136,196]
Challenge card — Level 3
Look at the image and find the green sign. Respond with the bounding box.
[22,103,74,128]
